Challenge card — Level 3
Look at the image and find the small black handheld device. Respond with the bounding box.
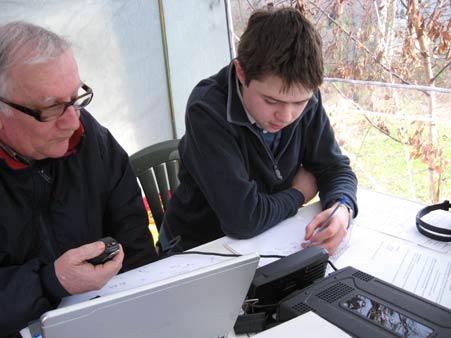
[87,237,120,265]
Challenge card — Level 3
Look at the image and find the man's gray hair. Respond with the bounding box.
[0,21,72,110]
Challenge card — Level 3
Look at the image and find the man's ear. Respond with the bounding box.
[233,59,246,86]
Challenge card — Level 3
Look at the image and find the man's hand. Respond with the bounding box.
[291,167,317,203]
[54,241,124,294]
[302,202,351,255]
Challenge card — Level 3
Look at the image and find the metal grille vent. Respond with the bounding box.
[292,302,313,315]
[352,270,374,282]
[315,282,354,303]
[303,262,327,285]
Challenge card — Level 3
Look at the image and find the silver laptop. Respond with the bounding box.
[36,253,259,338]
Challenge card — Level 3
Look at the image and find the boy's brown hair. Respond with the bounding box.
[237,7,323,92]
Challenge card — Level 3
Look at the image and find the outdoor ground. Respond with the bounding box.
[323,82,451,204]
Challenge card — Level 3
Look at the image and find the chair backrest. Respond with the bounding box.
[129,139,180,232]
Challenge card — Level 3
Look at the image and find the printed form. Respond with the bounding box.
[334,226,451,309]
[355,188,451,254]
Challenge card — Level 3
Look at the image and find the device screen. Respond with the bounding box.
[341,294,433,338]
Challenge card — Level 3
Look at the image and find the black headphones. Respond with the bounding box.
[416,200,451,242]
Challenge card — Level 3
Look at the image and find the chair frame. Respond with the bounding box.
[129,139,180,233]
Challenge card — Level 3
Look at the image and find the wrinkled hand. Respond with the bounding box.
[302,202,350,255]
[55,241,124,294]
[291,167,317,203]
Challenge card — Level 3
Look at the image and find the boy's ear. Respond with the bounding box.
[233,59,246,86]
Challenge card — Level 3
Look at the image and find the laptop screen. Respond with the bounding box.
[38,253,259,338]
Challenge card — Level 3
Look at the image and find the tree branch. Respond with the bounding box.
[430,57,451,83]
[329,82,404,145]
[307,0,413,85]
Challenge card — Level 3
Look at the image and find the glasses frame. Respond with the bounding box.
[0,83,93,122]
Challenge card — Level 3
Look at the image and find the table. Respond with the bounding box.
[24,188,451,337]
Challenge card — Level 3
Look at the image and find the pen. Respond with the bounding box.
[312,196,348,237]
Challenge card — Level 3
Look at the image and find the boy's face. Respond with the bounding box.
[234,60,313,133]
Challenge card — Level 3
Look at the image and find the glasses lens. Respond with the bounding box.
[73,93,93,109]
[38,87,93,122]
[40,105,65,121]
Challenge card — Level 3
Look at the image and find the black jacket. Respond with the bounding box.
[0,110,157,337]
[163,62,358,250]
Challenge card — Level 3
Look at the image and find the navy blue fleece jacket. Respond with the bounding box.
[163,62,358,250]
[0,110,157,337]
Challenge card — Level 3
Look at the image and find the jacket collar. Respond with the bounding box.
[0,123,85,170]
[226,60,254,127]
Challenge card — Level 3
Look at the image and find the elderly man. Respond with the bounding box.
[0,21,157,337]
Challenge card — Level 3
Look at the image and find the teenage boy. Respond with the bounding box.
[161,7,358,254]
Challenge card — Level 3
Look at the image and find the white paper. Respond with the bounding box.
[59,253,227,307]
[225,203,322,266]
[332,226,451,309]
[355,189,451,253]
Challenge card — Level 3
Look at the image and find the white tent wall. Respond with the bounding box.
[161,0,232,138]
[0,0,232,154]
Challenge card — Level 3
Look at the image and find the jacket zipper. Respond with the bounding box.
[34,164,58,261]
[247,120,299,181]
[247,126,284,180]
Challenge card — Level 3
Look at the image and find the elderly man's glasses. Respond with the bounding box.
[0,84,93,122]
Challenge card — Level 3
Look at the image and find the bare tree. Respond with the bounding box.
[230,0,451,203]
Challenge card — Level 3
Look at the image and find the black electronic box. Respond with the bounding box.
[248,246,329,305]
[278,266,451,338]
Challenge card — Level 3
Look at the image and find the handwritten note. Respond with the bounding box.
[225,202,322,266]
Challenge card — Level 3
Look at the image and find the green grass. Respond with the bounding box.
[322,82,451,204]
[334,113,450,204]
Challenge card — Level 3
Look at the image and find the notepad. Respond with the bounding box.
[224,202,322,266]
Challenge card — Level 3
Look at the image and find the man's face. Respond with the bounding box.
[0,51,81,160]
[234,60,313,133]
